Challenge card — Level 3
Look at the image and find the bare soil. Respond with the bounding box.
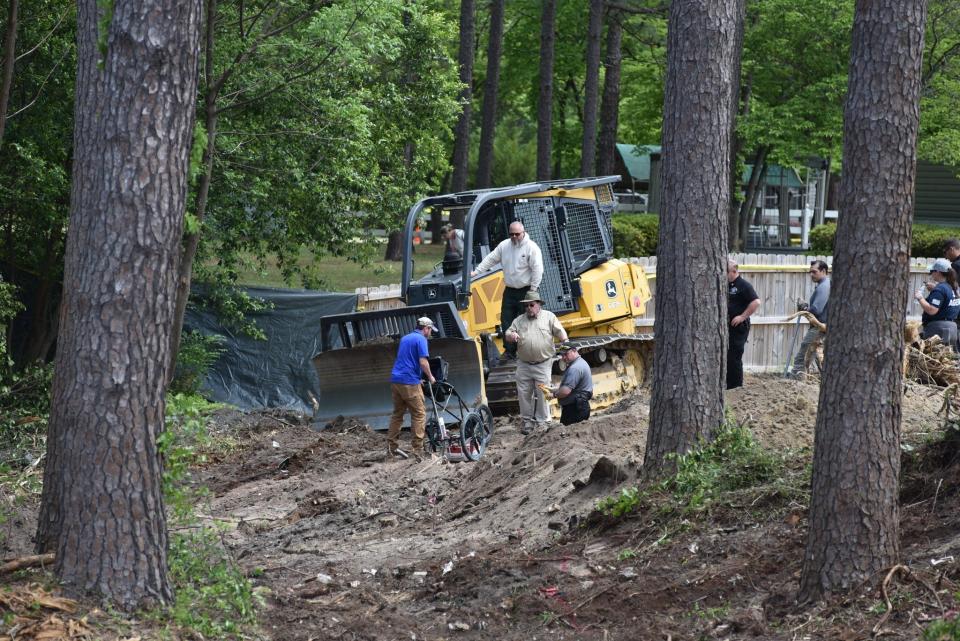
[5,374,960,640]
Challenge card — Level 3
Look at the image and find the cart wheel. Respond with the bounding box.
[425,417,442,452]
[460,411,489,461]
[477,404,494,437]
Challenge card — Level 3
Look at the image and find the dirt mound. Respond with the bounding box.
[5,375,958,640]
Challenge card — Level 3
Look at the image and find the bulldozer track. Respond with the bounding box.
[485,334,654,417]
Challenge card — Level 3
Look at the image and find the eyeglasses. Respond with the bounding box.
[509,232,523,237]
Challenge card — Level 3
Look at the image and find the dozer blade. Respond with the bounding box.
[313,337,485,431]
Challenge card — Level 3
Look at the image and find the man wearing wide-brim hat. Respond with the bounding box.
[504,290,567,434]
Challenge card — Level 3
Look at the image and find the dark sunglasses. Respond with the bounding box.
[524,302,538,307]
[509,232,523,237]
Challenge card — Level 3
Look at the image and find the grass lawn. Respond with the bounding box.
[233,242,446,292]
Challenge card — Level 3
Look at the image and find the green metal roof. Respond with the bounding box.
[743,164,804,189]
[616,144,660,181]
[617,143,804,189]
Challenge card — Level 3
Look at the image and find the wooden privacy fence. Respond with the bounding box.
[356,253,939,372]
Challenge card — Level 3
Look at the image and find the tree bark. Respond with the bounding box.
[536,0,556,181]
[580,0,604,177]
[451,0,475,192]
[0,0,17,146]
[384,229,404,261]
[645,0,743,473]
[799,0,926,603]
[597,8,623,177]
[35,0,201,610]
[475,0,504,189]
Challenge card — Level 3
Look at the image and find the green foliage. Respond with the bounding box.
[164,528,263,638]
[155,394,258,638]
[926,614,960,640]
[197,0,462,291]
[667,420,782,511]
[169,331,226,396]
[596,486,644,518]
[159,394,219,524]
[919,1,960,168]
[191,281,269,341]
[739,0,852,167]
[809,221,960,257]
[188,122,208,186]
[597,420,787,518]
[612,213,659,257]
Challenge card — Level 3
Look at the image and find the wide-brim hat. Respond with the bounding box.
[520,290,544,305]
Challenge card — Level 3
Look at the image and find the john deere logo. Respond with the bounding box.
[605,280,617,298]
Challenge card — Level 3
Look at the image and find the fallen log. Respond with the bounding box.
[0,553,55,575]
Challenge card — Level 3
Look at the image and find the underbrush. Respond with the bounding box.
[0,363,51,550]
[157,393,261,638]
[596,419,809,521]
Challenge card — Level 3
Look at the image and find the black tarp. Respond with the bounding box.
[185,286,357,414]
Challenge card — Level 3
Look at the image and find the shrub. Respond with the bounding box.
[809,221,960,257]
[154,393,259,639]
[612,213,659,257]
[596,418,786,517]
[170,330,226,395]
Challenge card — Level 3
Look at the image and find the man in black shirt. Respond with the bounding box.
[726,259,760,390]
[943,239,960,282]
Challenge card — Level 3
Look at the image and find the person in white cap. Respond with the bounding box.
[915,258,960,351]
[387,317,437,458]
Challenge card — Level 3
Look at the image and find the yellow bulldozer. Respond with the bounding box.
[312,176,652,430]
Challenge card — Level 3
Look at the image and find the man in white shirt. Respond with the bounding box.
[471,221,545,360]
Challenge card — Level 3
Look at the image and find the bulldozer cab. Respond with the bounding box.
[402,176,621,321]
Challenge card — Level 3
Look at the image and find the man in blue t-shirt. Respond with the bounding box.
[387,317,437,458]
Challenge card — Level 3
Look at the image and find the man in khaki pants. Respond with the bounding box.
[505,291,567,434]
[387,317,437,459]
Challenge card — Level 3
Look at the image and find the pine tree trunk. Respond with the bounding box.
[580,0,604,177]
[0,0,17,146]
[451,0,475,191]
[536,0,556,181]
[475,0,504,189]
[645,0,743,473]
[597,9,623,177]
[799,0,926,602]
[35,0,201,609]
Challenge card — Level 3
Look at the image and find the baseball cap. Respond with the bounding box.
[556,342,576,354]
[416,316,436,328]
[928,258,953,273]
